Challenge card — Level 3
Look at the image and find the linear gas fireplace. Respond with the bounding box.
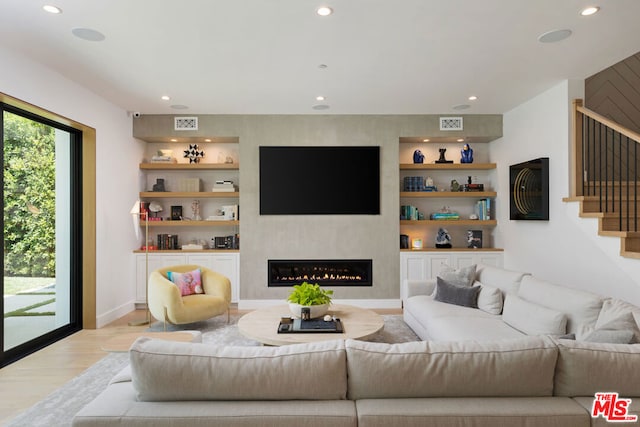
[268,259,372,287]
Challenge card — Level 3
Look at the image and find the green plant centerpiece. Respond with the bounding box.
[287,281,333,319]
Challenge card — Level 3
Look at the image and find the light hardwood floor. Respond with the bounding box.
[0,307,401,424]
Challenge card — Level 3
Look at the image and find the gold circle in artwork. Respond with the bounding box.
[513,168,539,215]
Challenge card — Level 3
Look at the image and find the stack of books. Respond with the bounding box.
[157,234,179,250]
[403,176,424,192]
[150,155,177,163]
[430,211,460,220]
[212,180,236,192]
[400,205,420,220]
[463,183,484,192]
[476,198,491,220]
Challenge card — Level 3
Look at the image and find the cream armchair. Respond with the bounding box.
[148,264,231,329]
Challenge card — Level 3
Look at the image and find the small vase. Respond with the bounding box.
[288,303,329,319]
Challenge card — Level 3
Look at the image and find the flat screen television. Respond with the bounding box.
[260,146,380,215]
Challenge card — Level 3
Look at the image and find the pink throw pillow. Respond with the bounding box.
[167,269,203,296]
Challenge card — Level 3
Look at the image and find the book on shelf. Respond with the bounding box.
[430,212,460,220]
[151,156,177,163]
[475,198,491,220]
[156,234,179,250]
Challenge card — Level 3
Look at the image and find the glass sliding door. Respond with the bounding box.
[1,104,82,367]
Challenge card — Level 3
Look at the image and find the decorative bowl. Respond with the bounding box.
[288,303,329,319]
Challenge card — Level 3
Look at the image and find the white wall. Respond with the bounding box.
[0,46,143,326]
[493,80,640,306]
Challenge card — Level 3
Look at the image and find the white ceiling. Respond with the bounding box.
[1,0,640,115]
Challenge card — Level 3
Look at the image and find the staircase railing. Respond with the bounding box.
[572,99,640,232]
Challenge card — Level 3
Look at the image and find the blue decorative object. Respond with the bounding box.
[413,149,425,164]
[435,227,452,248]
[461,143,473,163]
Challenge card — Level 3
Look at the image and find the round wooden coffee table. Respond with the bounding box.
[238,304,384,346]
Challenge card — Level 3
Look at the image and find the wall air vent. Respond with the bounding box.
[439,117,463,131]
[174,117,198,131]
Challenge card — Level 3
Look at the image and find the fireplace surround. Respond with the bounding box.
[268,259,372,287]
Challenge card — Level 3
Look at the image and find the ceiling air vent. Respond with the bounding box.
[439,117,463,131]
[174,117,198,131]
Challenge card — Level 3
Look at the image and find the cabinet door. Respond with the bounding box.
[450,253,475,270]
[185,254,216,270]
[135,254,187,303]
[400,253,429,301]
[474,253,503,268]
[209,254,240,303]
[426,254,452,279]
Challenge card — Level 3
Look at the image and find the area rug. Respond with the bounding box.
[6,314,418,427]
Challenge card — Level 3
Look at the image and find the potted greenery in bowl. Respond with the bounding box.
[287,281,333,319]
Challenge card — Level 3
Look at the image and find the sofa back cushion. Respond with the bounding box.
[554,338,640,397]
[518,276,604,338]
[345,336,558,399]
[130,338,347,401]
[475,264,529,295]
[502,294,567,335]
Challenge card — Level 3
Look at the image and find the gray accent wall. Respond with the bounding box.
[134,114,502,303]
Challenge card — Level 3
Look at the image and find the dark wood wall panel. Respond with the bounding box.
[586,52,640,135]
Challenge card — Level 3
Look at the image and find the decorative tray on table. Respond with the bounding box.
[277,318,344,334]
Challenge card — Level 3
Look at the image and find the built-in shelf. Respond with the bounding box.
[400,191,497,198]
[400,219,497,226]
[400,248,504,252]
[400,163,496,170]
[140,191,239,198]
[139,163,239,170]
[140,220,239,227]
[133,249,239,254]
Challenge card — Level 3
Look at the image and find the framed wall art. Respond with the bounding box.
[509,157,549,220]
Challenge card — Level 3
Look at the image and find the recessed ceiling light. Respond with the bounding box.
[457,138,465,142]
[170,139,178,142]
[316,96,326,101]
[453,104,470,110]
[161,95,170,101]
[316,6,333,16]
[71,27,106,42]
[312,104,330,110]
[468,95,478,101]
[170,104,189,110]
[538,29,572,43]
[204,139,212,142]
[422,139,430,142]
[43,5,62,14]
[581,6,600,16]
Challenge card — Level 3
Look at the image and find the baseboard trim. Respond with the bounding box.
[96,301,135,328]
[238,299,401,311]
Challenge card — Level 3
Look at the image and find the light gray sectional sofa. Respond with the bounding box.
[72,335,640,427]
[403,264,640,344]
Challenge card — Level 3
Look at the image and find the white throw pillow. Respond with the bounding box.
[503,295,567,336]
[438,264,476,287]
[474,281,503,315]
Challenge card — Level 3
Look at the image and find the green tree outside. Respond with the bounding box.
[3,111,56,278]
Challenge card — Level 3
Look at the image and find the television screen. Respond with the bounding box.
[260,146,380,215]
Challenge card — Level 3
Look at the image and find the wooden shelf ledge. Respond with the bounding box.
[400,191,496,198]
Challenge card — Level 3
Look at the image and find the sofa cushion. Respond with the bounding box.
[434,277,480,308]
[438,264,476,287]
[595,298,640,343]
[554,338,640,397]
[345,336,558,399]
[517,276,604,338]
[130,338,347,401]
[503,294,567,336]
[474,281,503,314]
[404,294,524,341]
[573,396,640,427]
[583,329,635,344]
[475,264,529,295]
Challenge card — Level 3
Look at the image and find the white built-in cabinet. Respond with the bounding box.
[135,252,240,303]
[400,250,503,301]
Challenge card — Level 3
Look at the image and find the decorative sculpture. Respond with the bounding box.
[184,144,205,164]
[435,148,453,164]
[413,149,425,164]
[435,227,452,248]
[461,143,474,163]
